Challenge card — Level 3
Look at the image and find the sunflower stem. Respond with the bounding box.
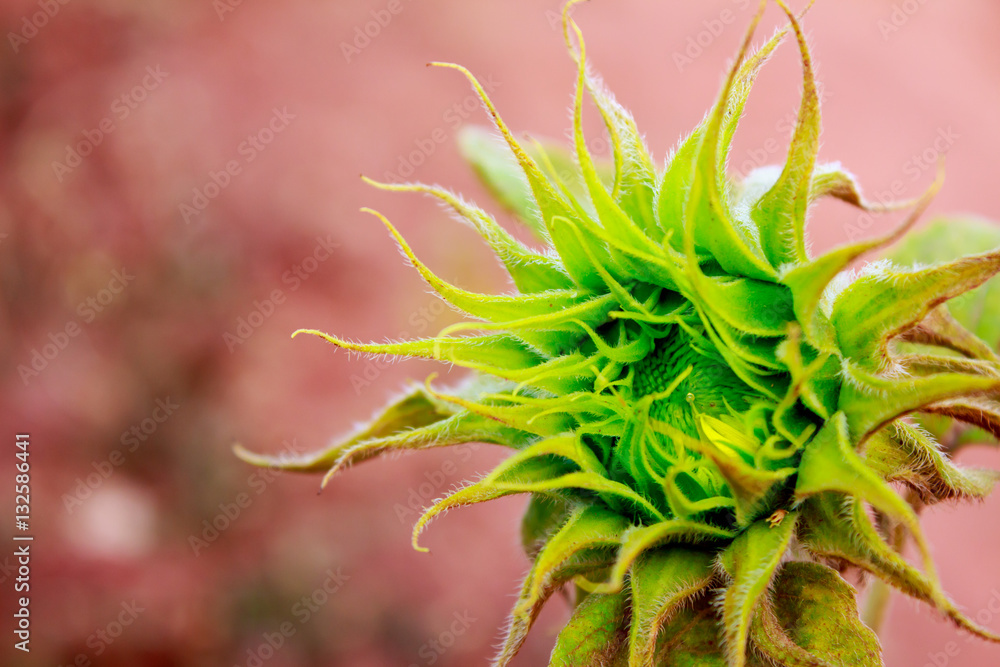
[863,490,923,636]
[862,576,894,637]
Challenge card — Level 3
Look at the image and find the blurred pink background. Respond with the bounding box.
[2,0,1000,665]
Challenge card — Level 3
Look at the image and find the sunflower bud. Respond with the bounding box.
[238,1,1000,665]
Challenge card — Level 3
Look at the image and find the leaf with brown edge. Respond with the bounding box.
[832,247,1000,371]
[753,561,883,667]
[652,599,770,667]
[839,363,1000,442]
[864,422,999,504]
[548,589,630,667]
[923,396,1000,442]
[900,306,1000,363]
[233,386,517,475]
[883,216,1000,350]
[797,493,1000,644]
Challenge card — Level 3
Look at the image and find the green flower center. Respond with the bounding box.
[630,328,756,438]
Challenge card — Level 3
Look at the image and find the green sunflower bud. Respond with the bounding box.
[238,1,1000,665]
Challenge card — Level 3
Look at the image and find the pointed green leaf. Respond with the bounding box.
[290,329,594,396]
[718,512,798,667]
[412,434,666,550]
[497,504,622,666]
[583,70,659,236]
[457,126,616,238]
[457,125,544,238]
[628,549,715,667]
[659,9,785,252]
[840,363,1000,441]
[796,412,944,589]
[751,2,819,266]
[370,208,595,323]
[433,62,610,290]
[363,177,573,293]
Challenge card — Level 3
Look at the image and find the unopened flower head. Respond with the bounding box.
[240,2,1000,665]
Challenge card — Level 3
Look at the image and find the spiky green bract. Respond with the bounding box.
[238,2,1000,665]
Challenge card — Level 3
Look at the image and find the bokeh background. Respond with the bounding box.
[2,0,1000,665]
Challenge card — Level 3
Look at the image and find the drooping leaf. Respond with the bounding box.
[497,504,622,666]
[234,386,468,472]
[752,561,883,667]
[796,412,945,591]
[864,422,998,502]
[797,493,1000,643]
